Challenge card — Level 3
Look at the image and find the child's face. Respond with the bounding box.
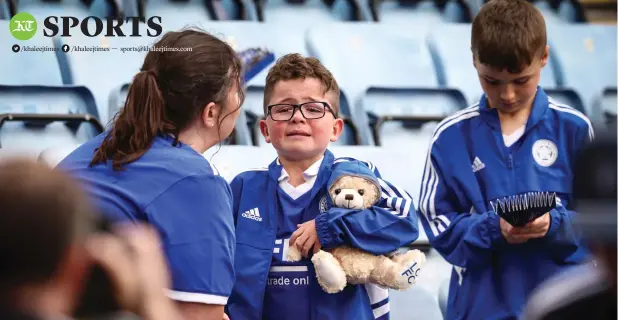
[474,45,549,114]
[260,78,343,162]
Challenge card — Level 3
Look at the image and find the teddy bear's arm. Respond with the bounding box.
[315,205,419,256]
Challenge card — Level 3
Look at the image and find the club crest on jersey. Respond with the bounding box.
[532,139,558,167]
[319,195,331,213]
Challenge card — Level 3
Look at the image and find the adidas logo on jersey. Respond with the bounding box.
[242,208,262,222]
[472,157,485,173]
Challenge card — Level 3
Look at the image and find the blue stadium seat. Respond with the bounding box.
[307,23,438,92]
[352,0,375,20]
[373,0,444,25]
[555,0,586,22]
[547,23,617,125]
[143,0,214,22]
[161,21,307,87]
[0,85,103,153]
[0,20,64,86]
[57,21,155,125]
[544,88,586,114]
[117,0,141,17]
[202,145,277,180]
[0,1,11,19]
[336,91,363,146]
[38,141,83,167]
[216,0,260,20]
[437,277,449,318]
[390,286,442,320]
[360,87,466,147]
[371,0,470,25]
[259,0,360,22]
[533,0,567,24]
[306,23,439,144]
[467,0,584,23]
[594,87,617,128]
[16,0,115,20]
[427,23,559,105]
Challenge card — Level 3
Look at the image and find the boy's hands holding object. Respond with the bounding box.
[500,212,551,244]
[492,191,556,243]
[290,220,322,258]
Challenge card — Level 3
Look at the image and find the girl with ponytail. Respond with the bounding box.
[58,28,245,320]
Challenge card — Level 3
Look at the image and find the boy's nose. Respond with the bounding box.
[289,108,306,123]
[500,84,516,102]
[345,194,354,200]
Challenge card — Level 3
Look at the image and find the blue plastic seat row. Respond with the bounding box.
[2,0,365,22]
[3,0,590,24]
[428,22,617,126]
[466,0,587,23]
[0,19,615,151]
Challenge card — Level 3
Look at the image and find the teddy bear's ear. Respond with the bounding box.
[328,177,345,200]
[361,178,381,208]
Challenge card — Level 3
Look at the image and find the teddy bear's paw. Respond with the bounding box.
[394,250,426,289]
[286,246,303,262]
[312,251,347,294]
[400,249,427,268]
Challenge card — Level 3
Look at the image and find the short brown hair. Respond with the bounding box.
[263,53,340,116]
[0,158,95,290]
[471,0,547,73]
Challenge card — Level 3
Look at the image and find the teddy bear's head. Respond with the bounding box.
[327,161,381,210]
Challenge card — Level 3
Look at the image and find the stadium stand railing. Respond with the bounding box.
[0,84,103,153]
[2,1,616,319]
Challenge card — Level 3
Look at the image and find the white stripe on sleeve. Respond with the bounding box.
[166,290,228,305]
[548,98,594,141]
[418,106,480,237]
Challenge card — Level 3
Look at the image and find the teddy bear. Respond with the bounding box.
[287,160,426,294]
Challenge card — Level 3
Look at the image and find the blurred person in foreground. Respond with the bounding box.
[522,128,617,320]
[0,158,180,320]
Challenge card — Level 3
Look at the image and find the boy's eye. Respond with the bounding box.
[274,107,291,113]
[306,107,322,113]
[514,77,529,85]
[302,103,325,114]
[358,189,364,196]
[484,78,499,85]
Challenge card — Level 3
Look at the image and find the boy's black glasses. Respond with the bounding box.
[266,102,337,121]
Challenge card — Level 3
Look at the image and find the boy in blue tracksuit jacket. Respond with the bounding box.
[226,54,420,320]
[417,1,595,319]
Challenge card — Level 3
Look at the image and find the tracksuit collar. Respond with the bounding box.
[479,86,549,133]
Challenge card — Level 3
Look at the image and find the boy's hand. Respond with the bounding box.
[500,212,551,244]
[290,220,322,258]
[500,217,528,244]
[519,212,551,237]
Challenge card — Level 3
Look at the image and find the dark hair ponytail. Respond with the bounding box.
[90,70,166,171]
[89,28,243,171]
